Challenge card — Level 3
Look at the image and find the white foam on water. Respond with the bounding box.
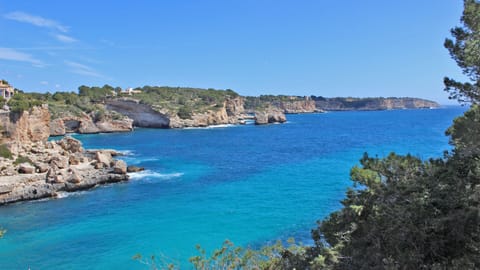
[128,170,184,181]
[122,157,159,164]
[55,191,89,199]
[183,124,236,130]
[117,150,135,156]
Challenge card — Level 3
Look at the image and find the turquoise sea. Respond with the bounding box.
[0,107,466,269]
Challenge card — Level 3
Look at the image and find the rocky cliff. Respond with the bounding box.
[170,97,249,128]
[314,97,440,111]
[107,97,249,128]
[254,107,287,125]
[0,106,130,205]
[273,99,317,113]
[50,111,133,136]
[106,98,170,128]
[0,104,50,143]
[0,137,129,205]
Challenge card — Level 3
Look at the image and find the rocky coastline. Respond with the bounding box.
[313,97,439,111]
[0,106,130,205]
[43,94,440,135]
[0,94,440,205]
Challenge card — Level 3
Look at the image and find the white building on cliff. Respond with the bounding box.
[124,87,142,95]
[0,80,14,100]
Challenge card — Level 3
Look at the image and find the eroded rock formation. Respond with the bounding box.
[107,97,249,128]
[254,107,287,125]
[0,106,129,205]
[50,112,133,136]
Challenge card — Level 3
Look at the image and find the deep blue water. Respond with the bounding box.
[0,107,466,269]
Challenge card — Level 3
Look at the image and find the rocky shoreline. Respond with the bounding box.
[0,136,129,205]
[0,106,133,205]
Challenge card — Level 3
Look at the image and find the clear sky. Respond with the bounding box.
[0,0,466,104]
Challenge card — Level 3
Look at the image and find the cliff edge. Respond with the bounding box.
[0,105,129,205]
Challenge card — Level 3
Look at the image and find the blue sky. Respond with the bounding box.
[0,1,466,104]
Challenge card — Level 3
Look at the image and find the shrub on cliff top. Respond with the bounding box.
[177,106,193,119]
[7,92,43,114]
[0,144,12,159]
[13,156,33,165]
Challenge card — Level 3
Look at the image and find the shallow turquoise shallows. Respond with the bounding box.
[0,107,466,269]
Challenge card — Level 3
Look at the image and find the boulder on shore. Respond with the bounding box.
[113,160,127,174]
[95,151,113,168]
[18,163,35,174]
[67,169,82,184]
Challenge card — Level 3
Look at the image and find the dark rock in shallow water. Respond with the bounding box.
[127,166,145,173]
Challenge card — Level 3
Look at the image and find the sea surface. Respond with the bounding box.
[0,107,466,269]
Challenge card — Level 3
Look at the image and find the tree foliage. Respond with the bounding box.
[307,1,480,268]
[444,0,480,104]
[306,1,480,268]
[78,84,115,102]
[134,86,239,116]
[6,92,43,113]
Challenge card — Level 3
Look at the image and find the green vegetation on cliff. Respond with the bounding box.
[245,95,306,110]
[0,144,12,159]
[7,91,43,114]
[9,85,241,120]
[133,86,239,115]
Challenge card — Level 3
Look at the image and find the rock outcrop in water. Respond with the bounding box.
[254,107,287,125]
[0,106,129,205]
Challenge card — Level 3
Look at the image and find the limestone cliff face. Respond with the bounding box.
[0,105,50,144]
[106,98,170,128]
[49,112,133,136]
[95,119,135,133]
[254,107,287,125]
[0,106,130,205]
[169,108,228,128]
[225,96,245,117]
[107,96,248,128]
[315,97,440,111]
[170,97,248,128]
[274,99,317,113]
[50,114,133,136]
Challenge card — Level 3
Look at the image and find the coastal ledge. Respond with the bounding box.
[0,137,129,205]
